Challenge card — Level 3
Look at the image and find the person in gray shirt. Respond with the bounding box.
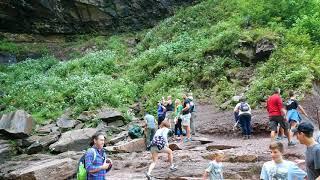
[293,122,320,180]
[144,113,156,149]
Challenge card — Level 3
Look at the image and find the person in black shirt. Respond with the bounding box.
[286,90,308,143]
[181,94,191,142]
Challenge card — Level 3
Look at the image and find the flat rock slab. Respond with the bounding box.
[0,110,33,138]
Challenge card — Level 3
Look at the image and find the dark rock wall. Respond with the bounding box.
[0,0,195,34]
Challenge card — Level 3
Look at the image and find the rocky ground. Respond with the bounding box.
[0,92,319,179]
[106,104,309,180]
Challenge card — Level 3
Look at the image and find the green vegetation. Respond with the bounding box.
[1,0,320,123]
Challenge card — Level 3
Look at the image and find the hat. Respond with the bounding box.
[291,122,314,134]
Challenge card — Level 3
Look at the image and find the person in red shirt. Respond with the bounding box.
[267,88,296,146]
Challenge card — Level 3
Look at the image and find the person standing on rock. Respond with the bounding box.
[145,120,177,179]
[233,97,252,139]
[144,113,156,149]
[85,132,112,180]
[285,90,308,142]
[174,99,183,142]
[203,151,224,180]
[293,122,320,180]
[181,93,192,142]
[267,88,295,146]
[157,98,167,128]
[165,96,175,128]
[260,142,306,180]
[188,93,197,136]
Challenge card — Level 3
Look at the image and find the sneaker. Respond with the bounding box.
[183,138,189,143]
[276,136,283,141]
[188,138,192,142]
[145,172,151,180]
[288,141,297,146]
[170,165,178,171]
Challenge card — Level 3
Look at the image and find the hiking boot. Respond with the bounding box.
[247,135,251,139]
[170,165,178,171]
[145,172,152,180]
[288,141,297,146]
[243,135,248,140]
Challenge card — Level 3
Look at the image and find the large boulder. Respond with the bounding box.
[113,138,146,153]
[0,110,33,138]
[0,151,82,180]
[49,128,96,153]
[22,134,60,154]
[0,139,11,163]
[56,117,79,129]
[97,108,125,126]
[0,0,195,34]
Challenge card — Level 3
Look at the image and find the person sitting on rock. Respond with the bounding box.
[260,142,306,180]
[85,132,112,180]
[203,151,224,180]
[145,120,177,180]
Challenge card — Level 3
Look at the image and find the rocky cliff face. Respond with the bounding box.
[0,0,195,34]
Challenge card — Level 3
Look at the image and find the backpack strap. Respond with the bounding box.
[88,148,97,163]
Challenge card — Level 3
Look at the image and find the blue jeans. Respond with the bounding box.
[239,114,251,136]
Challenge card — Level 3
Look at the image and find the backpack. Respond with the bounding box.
[189,101,195,112]
[76,148,111,180]
[151,135,166,150]
[77,148,96,180]
[239,102,249,112]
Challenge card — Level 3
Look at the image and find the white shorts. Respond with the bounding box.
[181,113,191,126]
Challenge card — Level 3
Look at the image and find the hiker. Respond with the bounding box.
[144,113,156,149]
[165,96,175,128]
[234,97,252,139]
[181,93,192,142]
[157,99,167,128]
[85,132,112,180]
[292,122,320,180]
[260,142,306,180]
[286,90,308,141]
[174,99,183,142]
[202,151,224,180]
[267,88,295,146]
[145,120,177,179]
[188,93,197,135]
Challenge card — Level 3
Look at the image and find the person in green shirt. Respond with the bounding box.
[174,99,183,142]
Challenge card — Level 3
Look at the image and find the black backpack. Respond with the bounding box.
[239,102,249,112]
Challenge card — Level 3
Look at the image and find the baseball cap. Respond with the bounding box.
[291,122,314,134]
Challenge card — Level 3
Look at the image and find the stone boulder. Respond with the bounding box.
[56,117,79,129]
[22,134,60,154]
[0,151,82,180]
[113,138,146,153]
[49,128,96,153]
[97,108,125,126]
[109,131,128,145]
[0,110,33,138]
[97,121,124,134]
[0,52,16,64]
[0,139,11,163]
[36,123,60,134]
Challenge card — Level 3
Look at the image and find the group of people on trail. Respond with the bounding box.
[78,88,320,180]
[144,93,196,179]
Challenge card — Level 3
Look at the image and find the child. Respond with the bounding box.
[260,142,306,180]
[203,151,224,180]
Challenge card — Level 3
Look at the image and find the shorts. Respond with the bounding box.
[181,113,191,126]
[269,116,289,132]
[150,145,166,153]
[165,111,174,119]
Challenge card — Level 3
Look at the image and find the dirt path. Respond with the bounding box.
[107,104,309,179]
